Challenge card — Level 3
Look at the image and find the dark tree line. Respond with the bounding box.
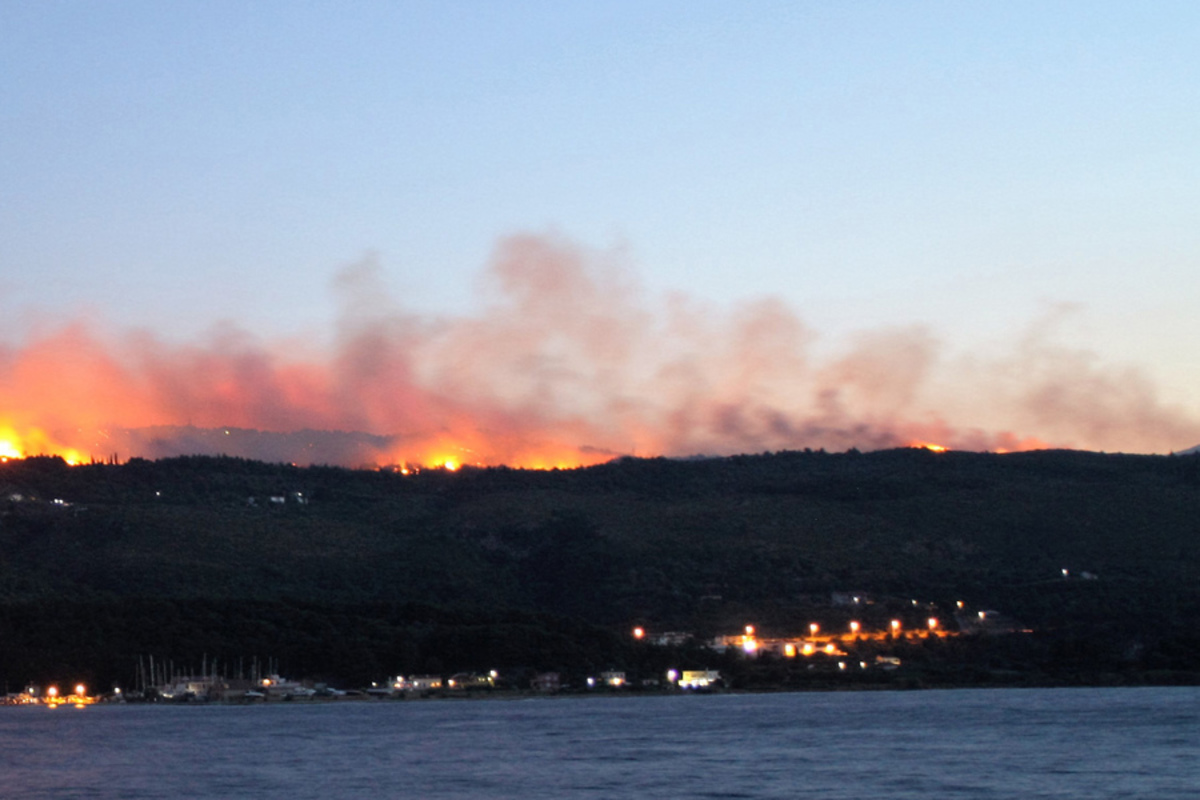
[2,448,1198,690]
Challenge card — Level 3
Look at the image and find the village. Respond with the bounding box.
[4,599,1027,706]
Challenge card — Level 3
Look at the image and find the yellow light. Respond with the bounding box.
[809,623,819,636]
[824,644,836,654]
[47,686,58,698]
[927,618,939,630]
[801,643,814,655]
[890,619,901,632]
[75,684,86,696]
[849,621,860,634]
[744,625,755,636]
[632,627,645,640]
[783,644,796,658]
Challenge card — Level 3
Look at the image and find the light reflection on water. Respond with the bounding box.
[1,686,1197,799]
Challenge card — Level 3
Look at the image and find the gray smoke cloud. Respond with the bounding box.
[2,233,1197,466]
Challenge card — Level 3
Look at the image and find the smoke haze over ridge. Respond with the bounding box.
[2,233,1197,467]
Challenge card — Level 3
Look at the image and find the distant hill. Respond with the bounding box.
[97,425,398,467]
[1176,444,1200,456]
[2,448,1198,689]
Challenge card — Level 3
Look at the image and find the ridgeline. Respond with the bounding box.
[2,448,1198,692]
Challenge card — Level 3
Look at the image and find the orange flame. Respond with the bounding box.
[0,423,88,465]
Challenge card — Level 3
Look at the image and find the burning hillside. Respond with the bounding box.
[2,234,1197,468]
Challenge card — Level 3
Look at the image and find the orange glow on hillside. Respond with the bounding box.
[0,423,88,465]
[377,428,620,472]
[907,441,948,453]
[990,436,1050,454]
[0,413,622,470]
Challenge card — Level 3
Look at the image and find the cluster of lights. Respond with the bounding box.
[390,670,500,693]
[38,684,94,708]
[698,615,956,661]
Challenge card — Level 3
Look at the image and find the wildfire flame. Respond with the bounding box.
[1,234,1196,468]
[0,424,87,465]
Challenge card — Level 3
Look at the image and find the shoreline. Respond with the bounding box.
[10,670,1198,708]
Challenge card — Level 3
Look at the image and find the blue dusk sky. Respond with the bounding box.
[1,2,1198,459]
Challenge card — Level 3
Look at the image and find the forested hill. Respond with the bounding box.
[2,448,1198,689]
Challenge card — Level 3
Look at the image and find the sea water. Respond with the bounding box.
[1,686,1196,798]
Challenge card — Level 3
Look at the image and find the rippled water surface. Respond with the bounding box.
[3,686,1197,798]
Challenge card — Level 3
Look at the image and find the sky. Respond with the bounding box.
[2,2,1199,463]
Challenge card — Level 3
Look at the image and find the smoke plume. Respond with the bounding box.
[2,233,1197,467]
